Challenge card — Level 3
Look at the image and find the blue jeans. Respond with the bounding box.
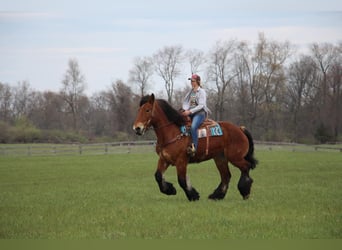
[190,111,206,150]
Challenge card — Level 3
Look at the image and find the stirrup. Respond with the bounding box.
[187,143,196,157]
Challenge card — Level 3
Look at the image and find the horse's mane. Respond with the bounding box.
[140,95,186,126]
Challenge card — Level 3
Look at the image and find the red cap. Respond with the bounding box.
[188,74,201,82]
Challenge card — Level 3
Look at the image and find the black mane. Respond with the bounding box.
[140,95,186,126]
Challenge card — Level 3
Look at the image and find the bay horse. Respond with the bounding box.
[133,94,258,201]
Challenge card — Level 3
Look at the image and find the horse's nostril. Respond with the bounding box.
[135,127,142,135]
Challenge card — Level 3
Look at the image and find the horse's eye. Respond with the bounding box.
[146,109,151,113]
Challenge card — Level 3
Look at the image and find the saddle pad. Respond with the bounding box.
[198,123,223,138]
[180,123,223,138]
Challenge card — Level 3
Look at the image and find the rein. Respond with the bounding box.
[154,122,185,149]
[146,99,187,150]
[153,121,174,131]
[157,133,185,148]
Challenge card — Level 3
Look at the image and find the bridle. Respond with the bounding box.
[140,101,186,148]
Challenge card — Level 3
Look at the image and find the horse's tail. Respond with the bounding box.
[241,126,258,169]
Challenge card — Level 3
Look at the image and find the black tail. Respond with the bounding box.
[242,127,258,169]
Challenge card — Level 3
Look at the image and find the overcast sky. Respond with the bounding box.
[1,0,341,95]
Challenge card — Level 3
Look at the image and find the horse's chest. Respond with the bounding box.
[159,148,183,165]
[159,149,173,162]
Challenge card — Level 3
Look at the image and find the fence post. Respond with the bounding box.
[105,144,108,154]
[79,145,82,155]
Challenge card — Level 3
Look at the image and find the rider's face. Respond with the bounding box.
[191,80,198,88]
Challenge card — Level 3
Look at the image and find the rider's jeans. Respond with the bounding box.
[190,110,206,150]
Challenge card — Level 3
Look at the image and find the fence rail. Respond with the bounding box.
[0,141,341,157]
[0,141,156,157]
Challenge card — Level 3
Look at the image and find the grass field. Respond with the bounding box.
[0,148,341,239]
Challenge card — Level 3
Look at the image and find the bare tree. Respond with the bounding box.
[311,43,338,106]
[40,91,65,130]
[286,55,318,140]
[12,80,33,119]
[153,45,183,103]
[310,43,340,140]
[88,92,112,136]
[207,40,237,120]
[186,49,206,74]
[128,56,154,97]
[108,80,134,135]
[60,58,86,132]
[311,43,342,140]
[235,41,263,129]
[0,82,13,123]
[252,33,291,138]
[329,56,342,140]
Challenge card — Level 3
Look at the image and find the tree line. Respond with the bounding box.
[0,33,341,144]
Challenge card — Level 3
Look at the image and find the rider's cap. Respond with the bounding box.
[188,74,201,82]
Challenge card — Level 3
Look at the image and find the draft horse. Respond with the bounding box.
[133,94,258,201]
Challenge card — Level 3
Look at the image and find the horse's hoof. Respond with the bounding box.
[164,183,177,195]
[187,189,200,201]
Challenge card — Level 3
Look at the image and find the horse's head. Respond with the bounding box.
[133,94,155,135]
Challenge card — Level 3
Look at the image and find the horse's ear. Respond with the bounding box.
[148,93,155,104]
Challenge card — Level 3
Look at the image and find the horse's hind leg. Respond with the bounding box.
[209,155,231,200]
[231,159,254,200]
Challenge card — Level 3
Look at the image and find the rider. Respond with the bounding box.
[181,74,210,157]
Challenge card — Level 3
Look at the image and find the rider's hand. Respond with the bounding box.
[182,110,191,116]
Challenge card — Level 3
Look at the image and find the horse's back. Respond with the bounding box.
[218,121,250,157]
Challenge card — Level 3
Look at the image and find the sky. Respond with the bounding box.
[1,0,341,95]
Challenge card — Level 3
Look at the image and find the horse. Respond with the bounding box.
[133,94,258,201]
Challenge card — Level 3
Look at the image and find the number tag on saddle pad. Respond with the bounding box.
[198,124,223,138]
[180,124,223,138]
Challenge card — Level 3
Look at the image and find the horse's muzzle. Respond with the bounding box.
[133,124,144,135]
[134,127,143,135]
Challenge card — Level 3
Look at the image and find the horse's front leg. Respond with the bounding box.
[176,162,200,201]
[154,158,176,196]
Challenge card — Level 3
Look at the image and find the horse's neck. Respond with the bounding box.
[152,105,180,144]
[154,124,180,148]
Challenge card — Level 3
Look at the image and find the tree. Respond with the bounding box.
[0,82,12,123]
[128,56,154,97]
[252,33,291,139]
[234,41,263,130]
[328,59,342,140]
[207,40,237,120]
[12,80,34,120]
[38,91,65,130]
[286,55,318,140]
[311,43,338,107]
[185,49,206,74]
[311,43,341,140]
[60,58,86,132]
[88,92,112,137]
[153,45,183,103]
[107,80,135,136]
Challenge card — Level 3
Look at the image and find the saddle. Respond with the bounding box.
[181,118,223,138]
[185,118,216,128]
[180,118,223,156]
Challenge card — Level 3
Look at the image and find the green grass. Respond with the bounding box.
[0,149,341,239]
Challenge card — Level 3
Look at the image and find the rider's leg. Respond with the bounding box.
[190,111,206,152]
